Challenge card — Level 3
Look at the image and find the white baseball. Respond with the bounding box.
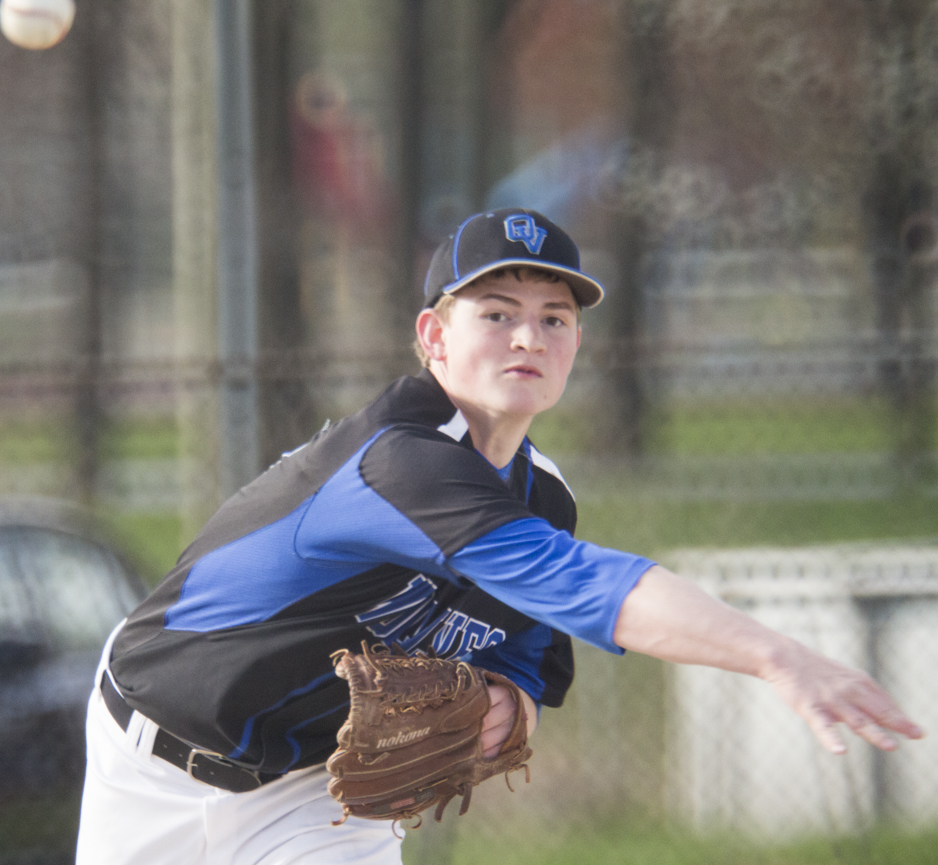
[0,0,76,51]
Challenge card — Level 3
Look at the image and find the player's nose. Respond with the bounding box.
[510,317,547,353]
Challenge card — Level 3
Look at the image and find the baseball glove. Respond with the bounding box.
[326,642,532,827]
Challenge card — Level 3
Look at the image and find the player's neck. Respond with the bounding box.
[451,401,530,469]
[426,365,534,467]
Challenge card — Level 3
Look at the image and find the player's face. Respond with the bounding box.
[429,274,581,424]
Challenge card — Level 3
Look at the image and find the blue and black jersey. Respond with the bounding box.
[109,370,654,774]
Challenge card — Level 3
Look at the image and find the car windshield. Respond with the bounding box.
[0,526,141,651]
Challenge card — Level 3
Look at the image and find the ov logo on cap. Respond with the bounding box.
[504,215,547,255]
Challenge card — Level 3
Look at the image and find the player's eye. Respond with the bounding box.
[544,315,567,328]
[484,311,509,322]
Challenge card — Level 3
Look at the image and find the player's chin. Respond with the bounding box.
[497,384,562,416]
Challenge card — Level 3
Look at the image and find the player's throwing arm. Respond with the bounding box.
[613,565,926,754]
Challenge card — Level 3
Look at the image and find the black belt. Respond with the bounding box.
[100,672,281,793]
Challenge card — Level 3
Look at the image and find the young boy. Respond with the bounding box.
[77,209,923,865]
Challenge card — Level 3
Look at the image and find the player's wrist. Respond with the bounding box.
[753,633,812,684]
[518,689,538,737]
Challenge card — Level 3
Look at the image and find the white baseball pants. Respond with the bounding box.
[76,632,403,865]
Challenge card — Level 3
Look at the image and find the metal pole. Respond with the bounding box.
[77,0,106,506]
[399,0,425,318]
[213,0,261,496]
[172,0,220,538]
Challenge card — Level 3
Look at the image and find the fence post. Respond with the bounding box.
[213,0,261,497]
[171,0,221,540]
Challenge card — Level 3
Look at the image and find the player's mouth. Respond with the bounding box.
[503,364,542,378]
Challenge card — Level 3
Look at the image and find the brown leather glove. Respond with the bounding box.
[326,642,532,826]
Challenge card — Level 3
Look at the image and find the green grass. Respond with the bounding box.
[2,400,929,465]
[100,416,179,459]
[654,400,894,456]
[528,397,938,555]
[416,821,938,865]
[576,497,938,559]
[530,397,933,457]
[0,418,72,464]
[103,509,186,584]
[0,415,179,464]
[0,416,188,582]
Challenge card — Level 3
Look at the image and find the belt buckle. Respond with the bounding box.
[185,747,262,791]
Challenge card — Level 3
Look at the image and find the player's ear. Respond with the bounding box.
[415,308,447,362]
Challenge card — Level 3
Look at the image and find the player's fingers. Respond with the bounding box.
[857,695,925,740]
[806,698,918,754]
[803,707,848,755]
[878,711,925,739]
[833,677,926,742]
[829,702,898,750]
[481,685,519,757]
[854,720,898,751]
[480,715,513,758]
[482,685,516,731]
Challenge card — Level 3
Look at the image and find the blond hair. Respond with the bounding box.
[413,294,456,368]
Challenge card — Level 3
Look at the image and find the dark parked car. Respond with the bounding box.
[0,498,147,865]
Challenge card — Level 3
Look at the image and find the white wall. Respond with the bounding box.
[664,544,938,838]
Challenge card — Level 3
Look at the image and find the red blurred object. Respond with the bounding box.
[290,71,393,234]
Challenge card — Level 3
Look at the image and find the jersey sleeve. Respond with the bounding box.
[354,425,655,654]
[356,424,532,556]
[448,518,655,654]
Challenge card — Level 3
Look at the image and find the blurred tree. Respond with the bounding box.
[593,0,938,470]
[605,0,676,455]
[862,0,938,488]
[254,0,318,466]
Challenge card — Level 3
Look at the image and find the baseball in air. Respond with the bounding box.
[0,0,76,51]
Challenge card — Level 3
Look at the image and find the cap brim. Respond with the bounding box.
[439,259,604,308]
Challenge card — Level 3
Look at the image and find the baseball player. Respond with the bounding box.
[76,208,923,865]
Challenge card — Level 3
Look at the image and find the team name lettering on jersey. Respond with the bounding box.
[356,575,506,659]
[431,609,505,657]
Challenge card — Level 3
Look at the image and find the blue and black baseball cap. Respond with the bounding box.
[422,208,605,309]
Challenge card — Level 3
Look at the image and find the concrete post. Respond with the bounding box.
[171,0,261,544]
[171,0,220,541]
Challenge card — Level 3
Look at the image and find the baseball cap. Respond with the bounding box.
[422,208,605,309]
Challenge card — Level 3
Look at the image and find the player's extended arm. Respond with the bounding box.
[613,564,926,754]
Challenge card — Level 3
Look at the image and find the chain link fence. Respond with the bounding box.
[1,249,937,864]
[2,0,938,862]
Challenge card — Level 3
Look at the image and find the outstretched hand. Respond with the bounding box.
[614,565,926,755]
[761,642,925,754]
